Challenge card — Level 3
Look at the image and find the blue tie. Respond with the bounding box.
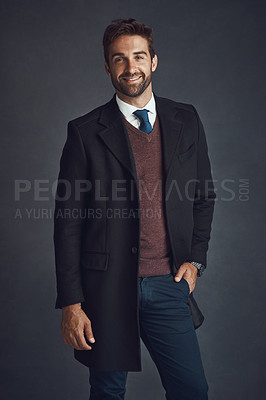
[133,109,152,134]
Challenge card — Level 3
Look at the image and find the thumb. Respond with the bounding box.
[174,268,184,282]
[84,320,95,343]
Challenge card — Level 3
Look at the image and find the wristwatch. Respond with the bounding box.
[187,261,206,277]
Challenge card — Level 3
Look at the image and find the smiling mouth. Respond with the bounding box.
[122,75,142,82]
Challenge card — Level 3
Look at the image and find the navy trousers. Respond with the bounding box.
[89,273,209,400]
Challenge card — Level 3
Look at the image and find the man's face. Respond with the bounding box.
[104,35,158,98]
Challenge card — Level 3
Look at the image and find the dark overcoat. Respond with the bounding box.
[53,93,216,371]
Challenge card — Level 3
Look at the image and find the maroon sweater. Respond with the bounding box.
[123,115,172,277]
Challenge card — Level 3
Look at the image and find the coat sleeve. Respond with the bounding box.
[53,121,88,309]
[186,106,216,267]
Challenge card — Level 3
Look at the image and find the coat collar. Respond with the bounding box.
[97,92,184,185]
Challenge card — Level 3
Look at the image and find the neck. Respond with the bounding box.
[116,86,153,108]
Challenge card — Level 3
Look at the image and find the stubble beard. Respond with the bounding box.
[111,69,152,98]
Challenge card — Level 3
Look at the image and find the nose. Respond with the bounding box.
[124,58,138,75]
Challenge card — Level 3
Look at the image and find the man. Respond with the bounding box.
[54,18,216,400]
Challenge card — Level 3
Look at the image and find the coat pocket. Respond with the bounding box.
[81,251,109,271]
[178,142,196,164]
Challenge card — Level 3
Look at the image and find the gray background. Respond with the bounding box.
[1,0,266,399]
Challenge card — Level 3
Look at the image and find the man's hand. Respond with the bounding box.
[61,303,95,350]
[174,262,198,294]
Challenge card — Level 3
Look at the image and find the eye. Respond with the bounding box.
[114,57,123,63]
[136,55,144,60]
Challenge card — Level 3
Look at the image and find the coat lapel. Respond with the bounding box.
[154,93,184,180]
[97,92,184,186]
[97,94,139,183]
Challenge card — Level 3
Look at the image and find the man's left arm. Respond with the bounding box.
[175,106,216,291]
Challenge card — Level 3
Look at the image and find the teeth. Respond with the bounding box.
[126,76,140,81]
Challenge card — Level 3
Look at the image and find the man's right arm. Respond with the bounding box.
[53,121,95,349]
[53,121,88,309]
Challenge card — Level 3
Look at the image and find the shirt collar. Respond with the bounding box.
[115,92,156,119]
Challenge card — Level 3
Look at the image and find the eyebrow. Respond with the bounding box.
[111,51,148,60]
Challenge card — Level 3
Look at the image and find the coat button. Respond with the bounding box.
[131,246,138,254]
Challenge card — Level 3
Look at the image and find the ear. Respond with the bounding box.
[151,54,158,72]
[104,61,111,77]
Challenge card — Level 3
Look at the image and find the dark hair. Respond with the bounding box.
[103,18,155,66]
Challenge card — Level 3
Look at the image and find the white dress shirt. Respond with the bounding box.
[115,92,157,129]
